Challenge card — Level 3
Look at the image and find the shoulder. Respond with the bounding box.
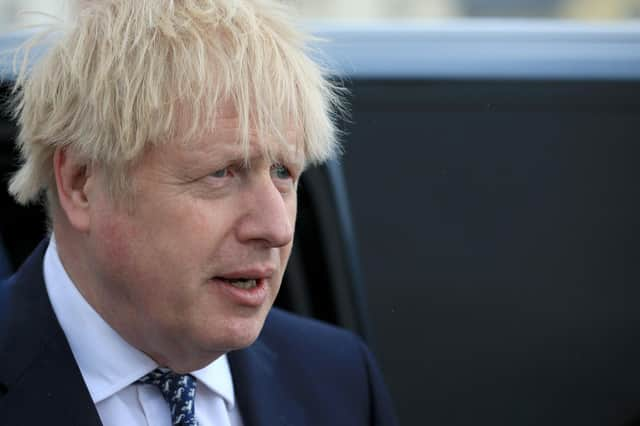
[261,307,369,364]
[263,307,359,341]
[260,308,372,387]
[257,309,373,418]
[254,308,398,425]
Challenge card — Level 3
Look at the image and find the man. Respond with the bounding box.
[0,1,397,425]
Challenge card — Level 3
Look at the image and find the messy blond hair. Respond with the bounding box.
[8,0,344,206]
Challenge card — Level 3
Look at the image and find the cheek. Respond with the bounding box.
[91,211,193,317]
[287,192,298,227]
[120,196,214,263]
[277,197,297,272]
[99,217,136,259]
[90,213,147,290]
[168,200,236,262]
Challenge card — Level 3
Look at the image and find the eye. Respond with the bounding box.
[210,167,231,178]
[271,163,292,180]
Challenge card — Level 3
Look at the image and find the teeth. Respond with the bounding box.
[227,279,257,289]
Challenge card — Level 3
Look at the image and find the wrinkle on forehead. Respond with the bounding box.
[171,100,307,168]
[216,128,305,171]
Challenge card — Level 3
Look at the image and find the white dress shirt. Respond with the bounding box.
[43,237,243,426]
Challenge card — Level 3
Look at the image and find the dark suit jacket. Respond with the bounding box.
[0,241,398,425]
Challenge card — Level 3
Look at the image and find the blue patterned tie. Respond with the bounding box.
[138,369,198,426]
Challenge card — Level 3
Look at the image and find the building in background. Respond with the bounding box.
[559,0,640,20]
[285,0,640,20]
[0,0,639,27]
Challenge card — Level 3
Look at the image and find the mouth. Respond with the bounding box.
[217,277,258,290]
[209,271,272,307]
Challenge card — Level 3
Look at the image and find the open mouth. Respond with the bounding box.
[218,278,258,290]
[210,274,269,306]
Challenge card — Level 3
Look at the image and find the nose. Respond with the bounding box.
[236,175,295,248]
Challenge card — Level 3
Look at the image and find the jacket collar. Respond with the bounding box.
[228,331,306,426]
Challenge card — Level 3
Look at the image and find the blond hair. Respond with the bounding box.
[8,0,344,205]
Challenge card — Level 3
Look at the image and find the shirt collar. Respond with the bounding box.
[192,354,236,408]
[43,236,236,408]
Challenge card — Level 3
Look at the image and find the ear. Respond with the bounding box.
[53,147,92,232]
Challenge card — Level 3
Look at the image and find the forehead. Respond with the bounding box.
[172,101,306,167]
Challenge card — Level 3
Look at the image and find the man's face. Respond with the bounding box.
[82,107,303,371]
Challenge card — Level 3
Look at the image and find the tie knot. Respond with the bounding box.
[138,368,198,425]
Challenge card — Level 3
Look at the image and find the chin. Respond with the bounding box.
[201,314,268,354]
[229,317,267,348]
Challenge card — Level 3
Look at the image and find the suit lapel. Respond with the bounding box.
[0,240,102,426]
[228,336,305,426]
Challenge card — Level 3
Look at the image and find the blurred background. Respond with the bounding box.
[0,0,639,25]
